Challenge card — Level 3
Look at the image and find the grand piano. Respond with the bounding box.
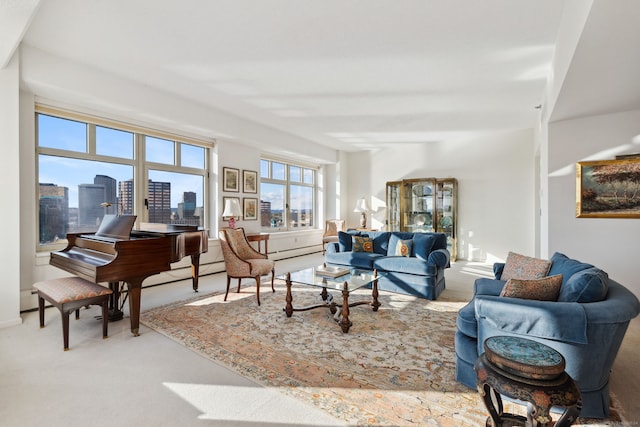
[50,215,208,336]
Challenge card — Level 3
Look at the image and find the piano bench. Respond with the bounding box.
[33,277,113,351]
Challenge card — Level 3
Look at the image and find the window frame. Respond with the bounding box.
[35,106,212,252]
[260,158,317,232]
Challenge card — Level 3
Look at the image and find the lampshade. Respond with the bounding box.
[222,198,242,218]
[353,198,370,213]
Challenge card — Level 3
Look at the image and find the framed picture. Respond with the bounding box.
[222,197,241,220]
[223,167,239,192]
[243,169,258,193]
[576,158,640,218]
[243,198,258,220]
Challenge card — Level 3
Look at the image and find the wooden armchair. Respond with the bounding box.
[219,228,275,305]
[322,219,346,254]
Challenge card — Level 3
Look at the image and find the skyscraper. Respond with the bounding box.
[39,183,69,244]
[148,180,171,223]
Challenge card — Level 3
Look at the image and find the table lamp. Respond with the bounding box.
[353,197,370,228]
[222,198,242,228]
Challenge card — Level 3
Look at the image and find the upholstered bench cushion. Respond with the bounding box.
[34,277,112,303]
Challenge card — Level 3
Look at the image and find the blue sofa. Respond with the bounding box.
[455,252,640,418]
[324,230,450,300]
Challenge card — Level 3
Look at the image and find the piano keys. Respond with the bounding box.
[50,215,208,336]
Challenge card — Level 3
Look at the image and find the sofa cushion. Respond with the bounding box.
[500,274,563,301]
[324,251,382,269]
[352,236,373,253]
[548,252,593,287]
[501,251,551,281]
[387,232,413,256]
[558,267,609,303]
[413,233,437,261]
[456,301,477,338]
[338,230,360,252]
[373,256,432,276]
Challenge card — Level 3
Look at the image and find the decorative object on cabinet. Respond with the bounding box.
[243,169,258,193]
[353,197,370,228]
[386,178,457,260]
[243,198,258,220]
[222,197,242,228]
[576,158,640,218]
[223,167,239,192]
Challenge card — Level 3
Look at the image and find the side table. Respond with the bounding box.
[246,233,269,255]
[474,336,582,427]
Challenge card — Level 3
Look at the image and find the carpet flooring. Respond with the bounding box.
[141,281,624,426]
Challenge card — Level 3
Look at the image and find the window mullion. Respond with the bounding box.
[135,133,147,224]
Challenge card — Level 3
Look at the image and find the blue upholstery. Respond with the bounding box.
[455,254,640,418]
[325,231,450,300]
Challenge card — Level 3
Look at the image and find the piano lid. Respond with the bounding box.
[94,214,137,239]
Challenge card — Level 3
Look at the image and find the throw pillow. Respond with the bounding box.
[338,231,359,252]
[500,251,551,281]
[557,267,609,303]
[548,252,593,287]
[352,236,373,253]
[393,239,413,257]
[500,274,563,301]
[387,232,414,256]
[412,233,436,261]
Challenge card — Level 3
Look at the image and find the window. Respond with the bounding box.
[36,108,210,249]
[260,159,316,231]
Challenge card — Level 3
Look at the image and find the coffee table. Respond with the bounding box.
[280,266,383,333]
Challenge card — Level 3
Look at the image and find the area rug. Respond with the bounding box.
[141,281,625,426]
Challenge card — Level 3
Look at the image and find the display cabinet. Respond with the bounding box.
[435,178,457,260]
[401,178,436,233]
[386,177,457,260]
[385,181,402,232]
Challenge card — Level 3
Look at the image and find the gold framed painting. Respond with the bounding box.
[223,167,239,192]
[243,198,258,220]
[243,170,257,193]
[576,158,640,218]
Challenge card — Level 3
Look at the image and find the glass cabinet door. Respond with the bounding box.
[435,178,457,260]
[401,178,436,233]
[385,181,401,232]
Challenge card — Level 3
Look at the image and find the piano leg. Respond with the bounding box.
[108,281,124,321]
[126,279,144,336]
[191,254,201,292]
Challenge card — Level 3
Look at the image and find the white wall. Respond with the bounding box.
[0,53,22,327]
[548,110,640,295]
[344,129,536,263]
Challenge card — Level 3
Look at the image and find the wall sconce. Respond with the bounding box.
[353,197,370,229]
[222,198,242,229]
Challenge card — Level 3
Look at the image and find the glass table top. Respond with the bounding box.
[278,266,384,293]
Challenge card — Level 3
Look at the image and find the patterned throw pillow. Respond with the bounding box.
[500,274,563,301]
[501,252,551,281]
[394,239,413,257]
[352,236,373,253]
[395,239,413,257]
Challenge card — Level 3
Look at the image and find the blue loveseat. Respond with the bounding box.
[324,230,450,300]
[455,252,640,418]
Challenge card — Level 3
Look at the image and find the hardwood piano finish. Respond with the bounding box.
[50,223,208,336]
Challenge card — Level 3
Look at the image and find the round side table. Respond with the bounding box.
[474,336,582,427]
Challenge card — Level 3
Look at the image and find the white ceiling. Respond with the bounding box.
[8,0,569,151]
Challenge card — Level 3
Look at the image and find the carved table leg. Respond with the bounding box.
[371,269,381,312]
[284,272,293,317]
[338,282,352,333]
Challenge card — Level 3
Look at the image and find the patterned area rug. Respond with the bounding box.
[141,281,624,426]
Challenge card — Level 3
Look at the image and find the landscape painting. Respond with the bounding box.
[576,158,640,218]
